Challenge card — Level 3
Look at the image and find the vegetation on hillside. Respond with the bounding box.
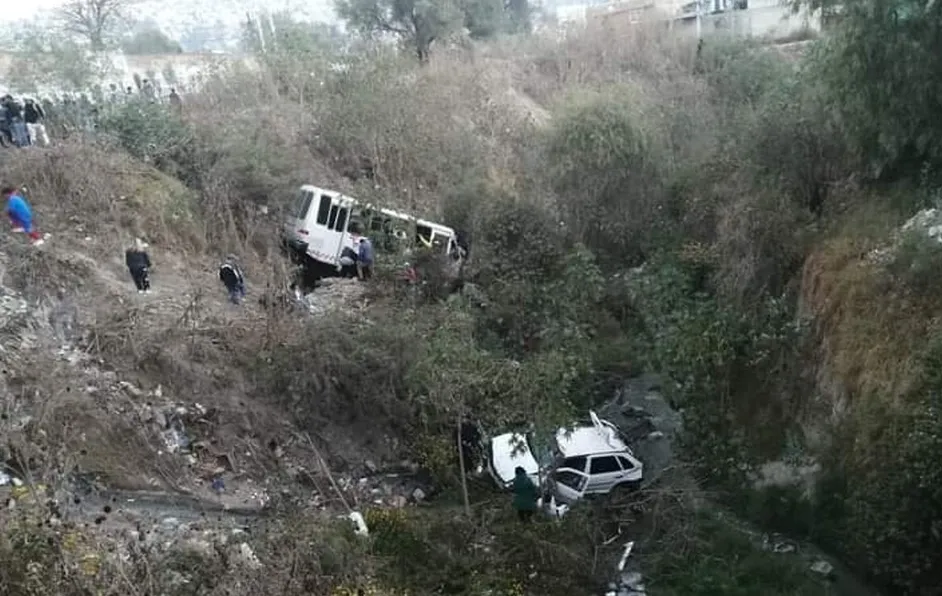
[2,0,942,594]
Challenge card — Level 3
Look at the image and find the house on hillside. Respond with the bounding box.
[586,0,820,40]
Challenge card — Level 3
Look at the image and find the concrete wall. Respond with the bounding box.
[588,0,819,39]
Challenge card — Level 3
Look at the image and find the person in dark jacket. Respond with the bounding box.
[339,245,358,278]
[125,239,152,293]
[2,97,28,147]
[219,255,245,304]
[512,466,539,522]
[0,103,11,147]
[23,99,48,146]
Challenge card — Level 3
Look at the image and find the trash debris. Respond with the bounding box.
[11,484,46,500]
[763,534,798,554]
[0,470,11,486]
[810,560,835,577]
[617,541,635,572]
[118,381,143,398]
[348,511,369,536]
[238,542,262,569]
[80,554,101,577]
[411,487,426,502]
[542,495,569,518]
[620,571,645,592]
[161,428,190,454]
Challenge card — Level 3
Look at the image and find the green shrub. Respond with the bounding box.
[648,512,829,596]
[545,86,673,264]
[627,259,807,476]
[96,100,192,167]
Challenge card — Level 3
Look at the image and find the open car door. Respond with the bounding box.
[550,467,590,505]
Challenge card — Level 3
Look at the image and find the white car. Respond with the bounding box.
[487,412,643,505]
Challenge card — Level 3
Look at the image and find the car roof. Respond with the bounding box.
[555,413,631,458]
[490,432,540,484]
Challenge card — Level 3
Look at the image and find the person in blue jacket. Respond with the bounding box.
[2,186,44,245]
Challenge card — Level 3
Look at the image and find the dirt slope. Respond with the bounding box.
[0,145,425,535]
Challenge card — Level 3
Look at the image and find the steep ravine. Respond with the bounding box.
[605,374,881,596]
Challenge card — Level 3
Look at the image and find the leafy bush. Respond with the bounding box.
[544,86,673,264]
[807,0,942,180]
[825,337,942,593]
[648,512,829,596]
[96,100,193,168]
[628,259,807,476]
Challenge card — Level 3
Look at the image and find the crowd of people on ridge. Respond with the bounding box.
[1,95,50,148]
[0,79,183,148]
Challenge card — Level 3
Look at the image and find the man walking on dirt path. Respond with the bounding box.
[125,238,152,293]
[3,186,44,246]
[512,466,539,523]
[219,255,246,304]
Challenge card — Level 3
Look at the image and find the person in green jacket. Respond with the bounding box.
[512,466,539,522]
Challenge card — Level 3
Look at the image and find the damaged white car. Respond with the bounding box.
[487,412,643,507]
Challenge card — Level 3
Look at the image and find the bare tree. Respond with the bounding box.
[55,0,136,51]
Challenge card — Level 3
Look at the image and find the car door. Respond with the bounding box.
[617,455,642,485]
[285,187,314,244]
[551,467,590,504]
[329,197,353,267]
[586,455,626,494]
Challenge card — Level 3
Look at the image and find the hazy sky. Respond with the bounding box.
[1,0,67,23]
[0,0,336,24]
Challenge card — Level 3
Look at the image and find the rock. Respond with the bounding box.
[411,487,427,502]
[390,495,408,508]
[810,560,834,577]
[364,459,378,473]
[118,381,143,398]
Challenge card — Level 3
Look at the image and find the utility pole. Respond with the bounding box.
[696,0,702,39]
[456,411,471,517]
[252,11,266,53]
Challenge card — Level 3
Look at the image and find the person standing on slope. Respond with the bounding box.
[218,255,246,304]
[512,466,539,523]
[125,238,152,293]
[2,186,44,245]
